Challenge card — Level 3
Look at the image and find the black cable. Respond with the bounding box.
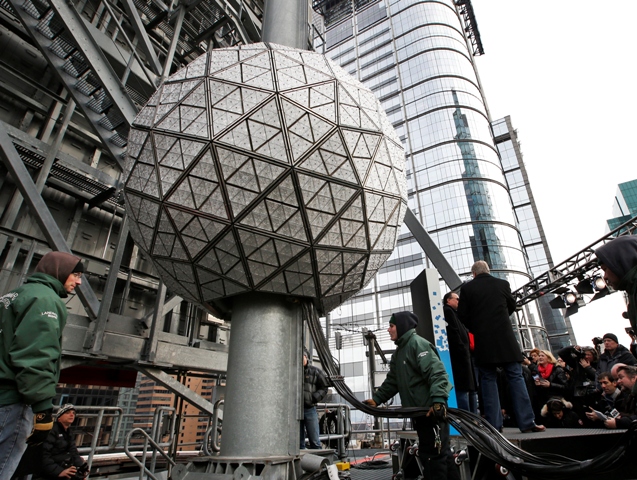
[352,459,391,470]
[302,301,637,478]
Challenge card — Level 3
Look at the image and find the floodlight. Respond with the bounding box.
[592,275,607,291]
[564,292,578,305]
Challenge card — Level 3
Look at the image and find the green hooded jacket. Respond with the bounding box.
[373,328,451,408]
[0,273,68,412]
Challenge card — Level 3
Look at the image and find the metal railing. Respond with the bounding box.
[63,401,380,477]
[124,428,176,480]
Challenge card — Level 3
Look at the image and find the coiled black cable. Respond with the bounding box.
[303,301,637,478]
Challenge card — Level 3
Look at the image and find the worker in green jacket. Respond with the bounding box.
[0,251,84,479]
[364,311,453,479]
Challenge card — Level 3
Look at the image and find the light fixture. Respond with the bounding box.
[564,292,578,305]
[592,275,607,291]
[575,273,609,302]
[548,288,581,312]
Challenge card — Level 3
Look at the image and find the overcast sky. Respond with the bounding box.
[471,1,636,347]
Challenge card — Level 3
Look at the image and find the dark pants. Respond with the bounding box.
[412,416,457,480]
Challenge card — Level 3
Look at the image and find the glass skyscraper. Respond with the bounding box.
[312,0,551,415]
[607,179,637,232]
[492,116,574,350]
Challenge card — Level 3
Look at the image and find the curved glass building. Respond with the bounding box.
[313,0,554,408]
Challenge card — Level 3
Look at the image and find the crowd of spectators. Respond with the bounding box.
[444,241,637,432]
[451,328,637,431]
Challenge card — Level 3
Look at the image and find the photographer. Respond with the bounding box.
[557,345,598,418]
[626,327,637,358]
[37,404,88,480]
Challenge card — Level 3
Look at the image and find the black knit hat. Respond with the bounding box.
[603,333,618,343]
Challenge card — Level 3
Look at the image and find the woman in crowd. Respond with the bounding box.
[533,350,569,423]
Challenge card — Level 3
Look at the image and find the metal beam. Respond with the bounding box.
[513,214,637,306]
[217,0,262,42]
[144,281,167,362]
[0,123,100,318]
[120,0,163,76]
[86,216,130,351]
[404,207,463,290]
[136,367,216,416]
[160,6,186,83]
[143,294,184,323]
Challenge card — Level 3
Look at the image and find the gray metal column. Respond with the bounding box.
[261,0,309,50]
[221,292,302,457]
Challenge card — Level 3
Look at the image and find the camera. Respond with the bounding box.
[592,337,603,346]
[571,346,586,359]
[62,461,88,479]
[625,327,635,336]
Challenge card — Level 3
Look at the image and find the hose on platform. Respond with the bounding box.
[302,301,637,478]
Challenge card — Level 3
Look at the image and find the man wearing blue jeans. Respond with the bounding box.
[0,252,84,478]
[300,351,329,449]
[458,261,544,433]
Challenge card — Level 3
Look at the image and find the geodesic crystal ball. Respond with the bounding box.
[124,43,406,315]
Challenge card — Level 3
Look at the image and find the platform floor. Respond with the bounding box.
[341,427,632,480]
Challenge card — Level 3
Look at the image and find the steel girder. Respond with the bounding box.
[513,215,637,306]
[137,367,217,415]
[0,123,101,318]
[121,0,164,76]
[404,207,464,291]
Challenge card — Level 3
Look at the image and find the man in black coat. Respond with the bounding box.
[596,333,636,376]
[457,261,544,433]
[301,352,329,449]
[443,291,476,412]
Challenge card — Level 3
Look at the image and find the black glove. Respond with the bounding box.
[427,402,447,421]
[27,409,53,445]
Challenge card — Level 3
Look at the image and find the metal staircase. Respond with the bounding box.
[6,0,146,166]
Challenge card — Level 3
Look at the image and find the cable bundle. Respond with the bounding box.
[302,302,637,478]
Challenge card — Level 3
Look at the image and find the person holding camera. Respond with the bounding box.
[557,345,598,418]
[625,327,637,358]
[532,350,569,424]
[596,333,636,377]
[36,404,88,480]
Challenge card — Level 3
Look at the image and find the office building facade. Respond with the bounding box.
[607,179,637,232]
[313,0,551,412]
[492,116,574,350]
